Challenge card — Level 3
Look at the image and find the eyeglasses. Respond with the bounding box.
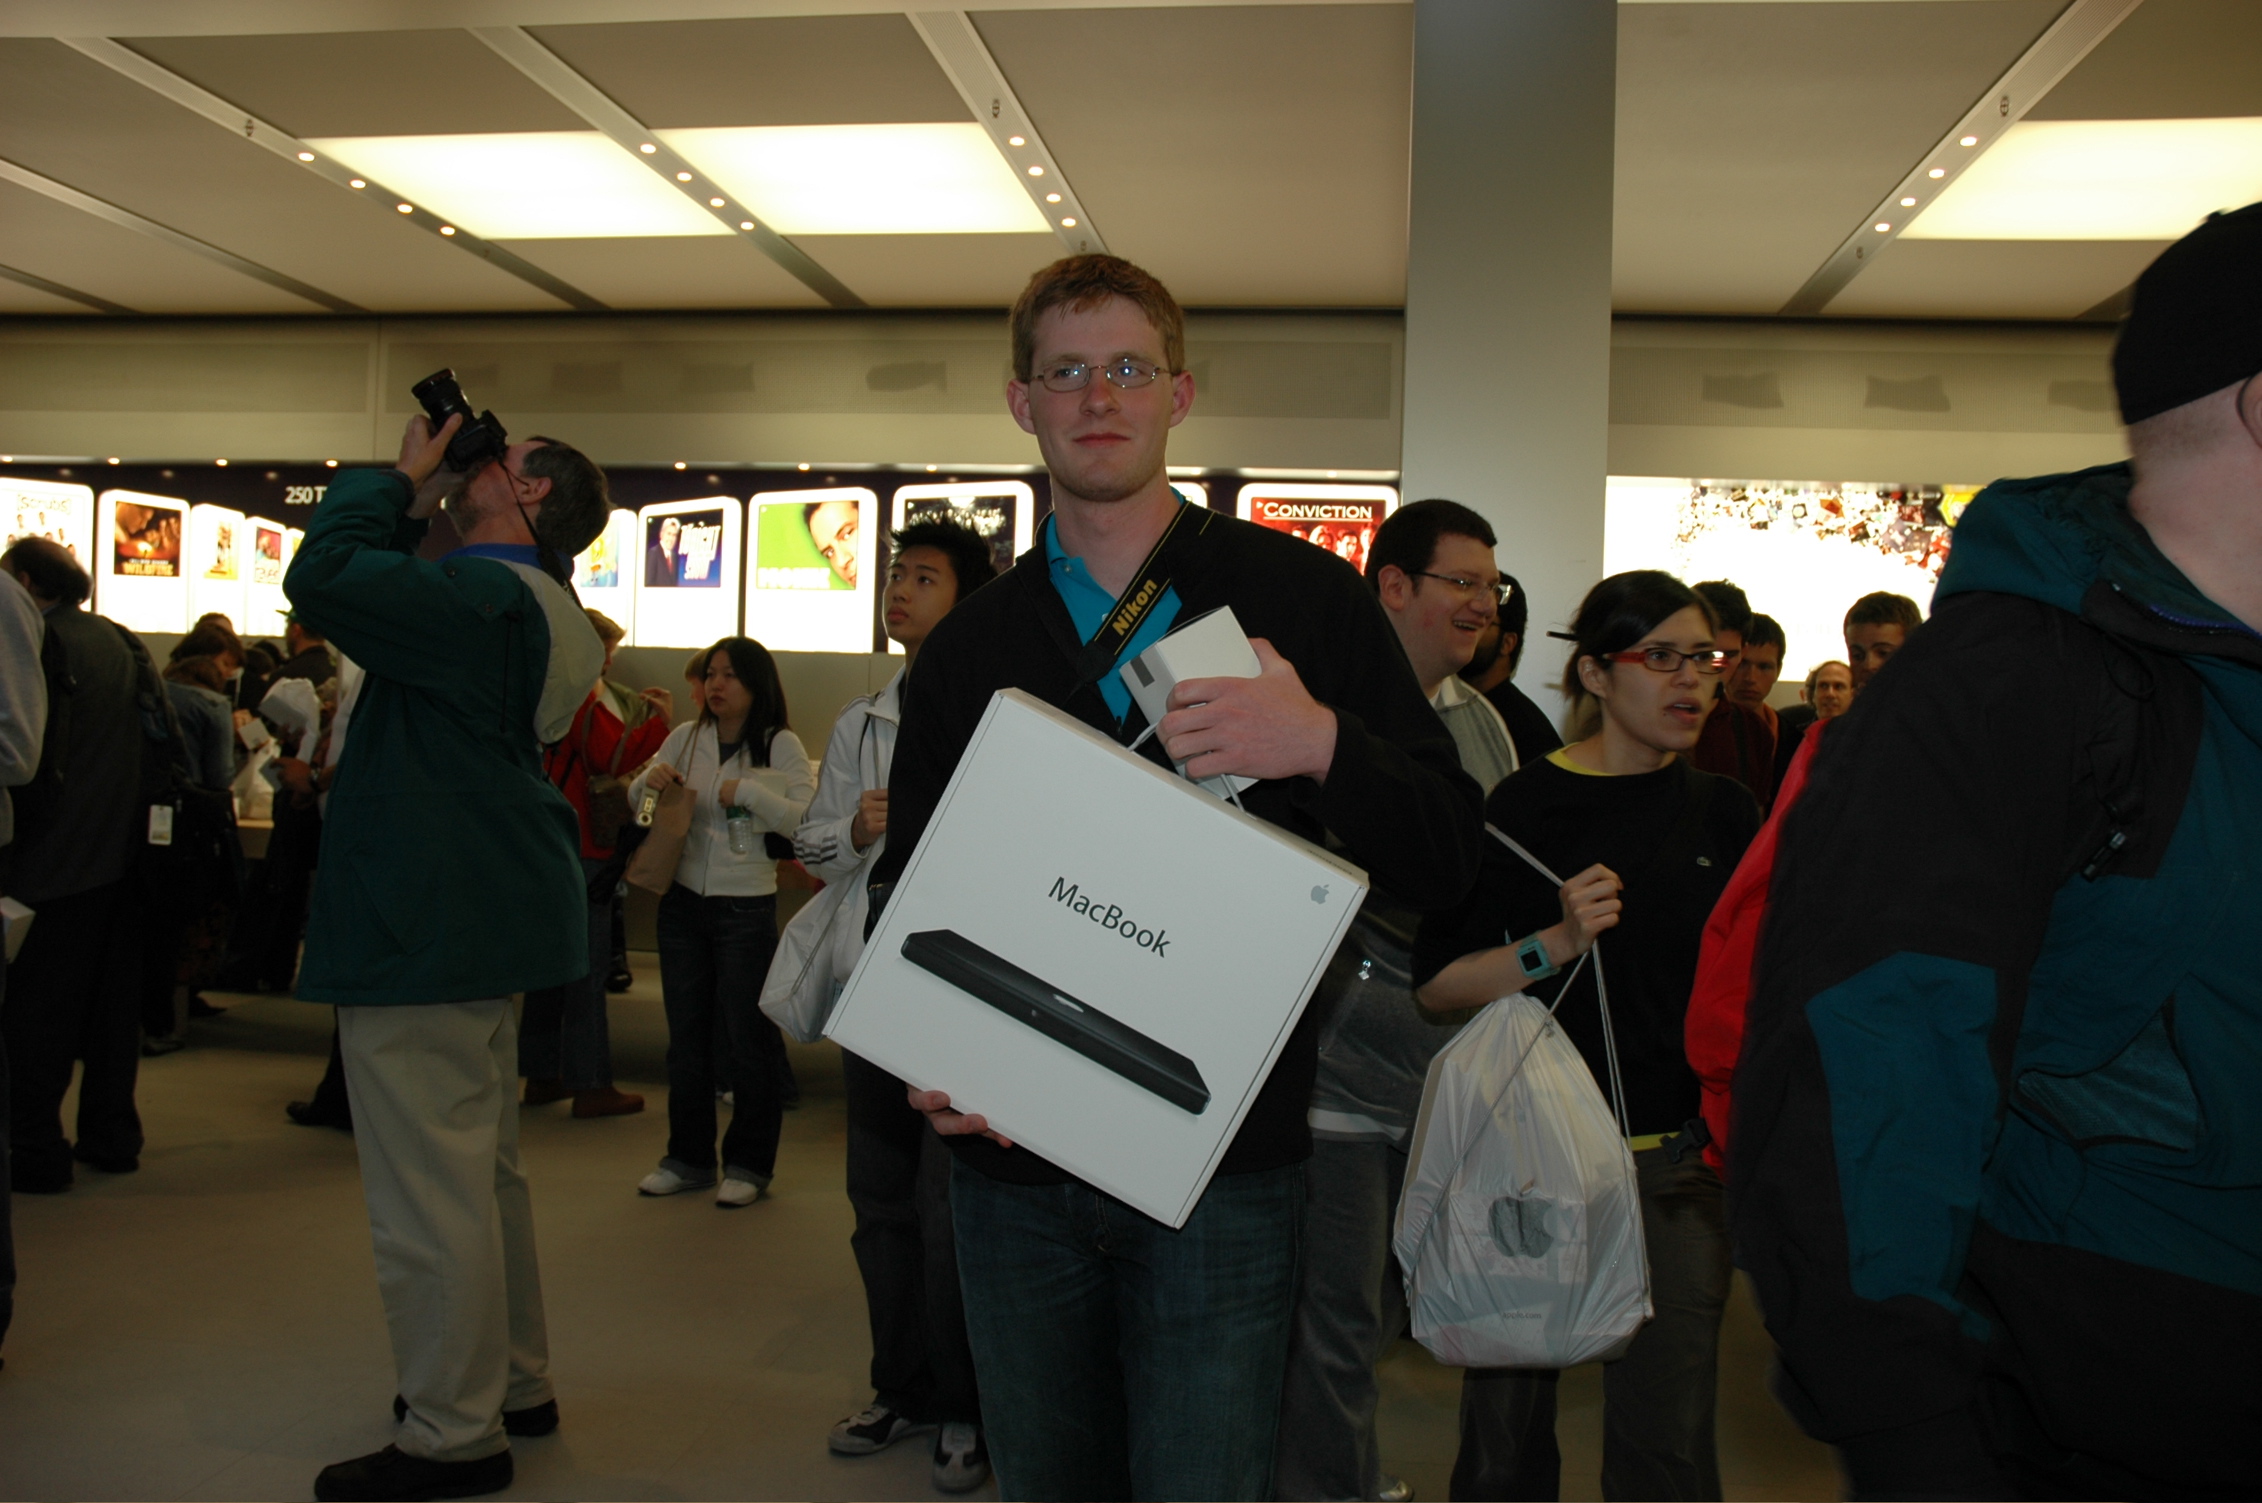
[1412,571,1512,607]
[1606,647,1732,675]
[1033,357,1174,393]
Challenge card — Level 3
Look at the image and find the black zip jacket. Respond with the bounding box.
[871,507,1485,1189]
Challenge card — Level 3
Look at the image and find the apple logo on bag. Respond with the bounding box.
[1310,885,1329,905]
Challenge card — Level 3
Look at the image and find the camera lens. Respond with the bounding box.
[411,369,475,424]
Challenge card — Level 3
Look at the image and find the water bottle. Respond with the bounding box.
[725,805,754,856]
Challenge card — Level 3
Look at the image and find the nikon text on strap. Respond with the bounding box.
[1069,501,1216,690]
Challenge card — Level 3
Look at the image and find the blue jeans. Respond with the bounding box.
[952,1159,1304,1501]
[518,858,614,1090]
[655,886,782,1181]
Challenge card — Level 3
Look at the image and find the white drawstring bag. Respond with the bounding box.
[1392,826,1652,1369]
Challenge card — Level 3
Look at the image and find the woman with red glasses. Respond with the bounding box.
[1412,569,1763,1502]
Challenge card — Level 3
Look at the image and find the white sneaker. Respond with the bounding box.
[932,1421,990,1493]
[637,1166,714,1197]
[715,1176,768,1209]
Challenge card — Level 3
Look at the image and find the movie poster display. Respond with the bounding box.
[188,503,248,630]
[1235,484,1399,576]
[632,497,741,647]
[1170,480,1210,509]
[746,487,878,653]
[98,489,190,633]
[573,506,639,644]
[890,481,1035,581]
[4,479,96,595]
[243,518,292,634]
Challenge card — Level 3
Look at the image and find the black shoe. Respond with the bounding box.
[394,1395,560,1438]
[605,968,634,993]
[315,1444,512,1502]
[73,1149,139,1174]
[142,1035,185,1057]
[187,993,227,1019]
[12,1166,71,1194]
[287,1100,353,1131]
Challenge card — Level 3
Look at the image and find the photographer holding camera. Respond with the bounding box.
[285,376,609,1503]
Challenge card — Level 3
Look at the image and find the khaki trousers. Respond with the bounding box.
[338,999,552,1462]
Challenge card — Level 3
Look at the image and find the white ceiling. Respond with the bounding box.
[0,0,2252,320]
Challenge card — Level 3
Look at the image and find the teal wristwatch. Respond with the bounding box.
[1511,931,1560,982]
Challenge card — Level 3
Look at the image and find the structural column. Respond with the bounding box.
[1401,0,1617,698]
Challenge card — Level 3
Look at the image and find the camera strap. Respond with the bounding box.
[1070,500,1216,689]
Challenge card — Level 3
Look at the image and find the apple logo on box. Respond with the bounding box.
[1309,885,1329,905]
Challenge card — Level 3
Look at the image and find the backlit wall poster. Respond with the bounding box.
[1603,476,1975,690]
[1169,480,1209,509]
[746,487,878,653]
[890,480,1035,581]
[1234,484,1400,575]
[98,490,190,633]
[188,504,248,630]
[573,506,638,645]
[244,519,291,635]
[4,479,96,591]
[632,497,741,648]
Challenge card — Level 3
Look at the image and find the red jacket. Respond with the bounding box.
[1684,715,1826,1171]
[544,687,672,859]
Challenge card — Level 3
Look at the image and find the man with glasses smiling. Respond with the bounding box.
[872,255,1483,1500]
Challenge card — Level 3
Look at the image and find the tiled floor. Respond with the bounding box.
[0,967,1841,1502]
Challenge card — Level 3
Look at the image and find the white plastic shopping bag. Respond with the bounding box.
[1391,826,1652,1369]
[759,869,866,1045]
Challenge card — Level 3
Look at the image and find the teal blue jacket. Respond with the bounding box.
[284,468,604,1006]
[1732,462,2262,1490]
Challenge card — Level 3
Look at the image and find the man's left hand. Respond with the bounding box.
[275,757,315,795]
[1158,637,1338,785]
[395,413,465,520]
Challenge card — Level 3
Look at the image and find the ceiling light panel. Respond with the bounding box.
[1904,117,2262,241]
[305,132,730,239]
[658,124,1048,235]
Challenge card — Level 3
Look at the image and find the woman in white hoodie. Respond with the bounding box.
[627,636,814,1207]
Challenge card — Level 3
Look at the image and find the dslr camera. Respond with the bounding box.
[411,368,510,473]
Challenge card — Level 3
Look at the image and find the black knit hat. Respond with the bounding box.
[2113,200,2262,425]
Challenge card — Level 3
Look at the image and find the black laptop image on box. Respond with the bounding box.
[901,929,1211,1115]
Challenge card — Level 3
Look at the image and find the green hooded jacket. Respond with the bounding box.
[284,467,605,1005]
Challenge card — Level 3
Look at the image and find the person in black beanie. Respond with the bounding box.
[1727,201,2262,1499]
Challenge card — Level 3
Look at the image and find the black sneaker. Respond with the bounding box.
[605,968,634,993]
[827,1402,934,1456]
[932,1421,990,1493]
[314,1444,511,1501]
[393,1395,559,1437]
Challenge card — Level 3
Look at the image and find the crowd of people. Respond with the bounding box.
[1,209,2257,1503]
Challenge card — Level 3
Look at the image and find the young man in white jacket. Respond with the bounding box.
[797,518,996,1494]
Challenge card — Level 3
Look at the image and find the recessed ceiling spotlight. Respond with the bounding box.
[708,196,724,206]
[1327,470,1339,479]
[106,456,120,464]
[673,461,687,470]
[296,151,314,162]
[349,178,366,188]
[798,462,811,471]
[216,458,228,466]
[2,456,12,463]
[1929,167,1947,179]
[1008,135,1026,147]
[1027,165,1044,177]
[675,171,692,182]
[738,220,754,230]
[639,143,656,154]
[1061,217,1076,227]
[1900,196,1917,206]
[1045,192,1061,203]
[325,459,338,467]
[440,225,455,235]
[1874,221,1892,232]
[1960,135,1979,147]
[926,465,939,472]
[396,202,414,213]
